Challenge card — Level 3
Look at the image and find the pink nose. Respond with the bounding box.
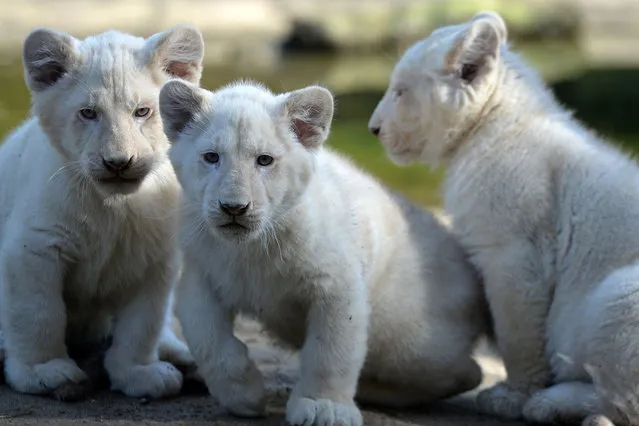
[102,155,133,172]
[219,201,250,217]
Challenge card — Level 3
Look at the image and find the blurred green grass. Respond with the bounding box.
[328,120,446,207]
[1,41,638,208]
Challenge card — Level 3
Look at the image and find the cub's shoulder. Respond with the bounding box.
[0,117,59,181]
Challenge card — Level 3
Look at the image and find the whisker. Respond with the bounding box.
[47,161,83,184]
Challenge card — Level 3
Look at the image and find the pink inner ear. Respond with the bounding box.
[292,118,317,143]
[164,61,194,80]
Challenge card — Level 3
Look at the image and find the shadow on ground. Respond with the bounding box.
[0,318,525,426]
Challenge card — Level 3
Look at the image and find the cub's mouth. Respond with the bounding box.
[214,218,258,241]
[389,148,411,156]
[385,146,418,166]
[96,176,144,185]
[219,222,248,231]
[89,159,152,195]
[92,174,147,196]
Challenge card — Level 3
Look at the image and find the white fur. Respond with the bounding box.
[160,80,490,426]
[369,10,639,426]
[0,24,205,400]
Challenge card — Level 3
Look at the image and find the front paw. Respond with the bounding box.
[211,365,267,418]
[5,357,91,401]
[158,334,197,374]
[157,335,206,393]
[476,382,529,420]
[109,361,183,399]
[582,415,616,426]
[286,397,363,426]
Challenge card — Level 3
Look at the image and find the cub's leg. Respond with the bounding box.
[357,313,484,408]
[285,276,368,426]
[156,291,196,373]
[475,241,553,419]
[576,265,639,425]
[156,303,204,391]
[357,354,482,408]
[157,320,196,373]
[0,245,89,400]
[176,265,267,417]
[522,382,604,424]
[103,262,183,399]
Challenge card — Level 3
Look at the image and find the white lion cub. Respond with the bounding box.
[160,79,490,426]
[0,25,205,400]
[369,10,639,426]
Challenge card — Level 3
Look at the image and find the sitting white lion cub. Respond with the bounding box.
[0,25,205,401]
[159,80,490,426]
[369,10,639,426]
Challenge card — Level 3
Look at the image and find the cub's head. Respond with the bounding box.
[22,24,204,197]
[159,80,333,243]
[368,11,507,166]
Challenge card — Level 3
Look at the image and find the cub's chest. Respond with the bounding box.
[216,262,299,309]
[444,169,517,263]
[210,256,311,341]
[66,215,174,304]
[222,273,309,348]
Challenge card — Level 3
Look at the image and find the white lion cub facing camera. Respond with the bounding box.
[0,25,205,401]
[160,80,490,426]
[370,10,639,426]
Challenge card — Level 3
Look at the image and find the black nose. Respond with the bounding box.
[219,201,250,216]
[103,156,134,172]
[370,126,380,136]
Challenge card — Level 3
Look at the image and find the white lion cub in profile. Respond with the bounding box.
[369,10,639,426]
[0,25,205,401]
[160,79,490,426]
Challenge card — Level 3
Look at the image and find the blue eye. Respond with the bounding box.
[202,152,219,164]
[134,107,151,118]
[256,155,273,166]
[79,108,98,120]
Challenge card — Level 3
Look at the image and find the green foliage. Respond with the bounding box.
[0,49,637,208]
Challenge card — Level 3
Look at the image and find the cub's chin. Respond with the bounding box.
[210,221,261,243]
[93,176,146,197]
[386,148,418,166]
[87,159,155,198]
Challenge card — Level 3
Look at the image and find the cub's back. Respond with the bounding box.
[315,147,473,289]
[315,147,486,338]
[317,147,400,227]
[314,147,407,249]
[556,132,639,284]
[317,146,461,259]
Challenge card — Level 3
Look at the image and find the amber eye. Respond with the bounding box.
[256,155,274,167]
[202,152,220,164]
[134,107,151,118]
[79,108,98,120]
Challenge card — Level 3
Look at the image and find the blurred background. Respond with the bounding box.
[0,0,637,207]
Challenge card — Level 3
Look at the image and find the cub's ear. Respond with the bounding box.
[159,80,206,143]
[282,86,334,150]
[23,28,78,92]
[445,11,508,84]
[144,24,205,85]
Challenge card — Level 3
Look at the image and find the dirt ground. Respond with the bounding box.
[0,319,526,426]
